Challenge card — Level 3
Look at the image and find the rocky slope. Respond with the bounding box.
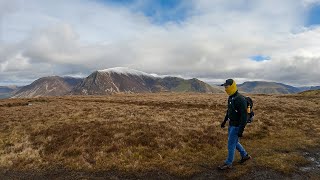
[12,76,83,98]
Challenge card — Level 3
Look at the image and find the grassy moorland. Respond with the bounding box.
[0,93,319,179]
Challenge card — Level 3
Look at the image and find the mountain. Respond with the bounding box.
[71,68,156,95]
[296,86,320,92]
[158,77,221,93]
[71,67,222,95]
[0,86,20,99]
[10,67,223,98]
[12,76,83,98]
[296,86,312,92]
[63,76,84,87]
[238,81,301,94]
[0,86,16,94]
[310,86,320,90]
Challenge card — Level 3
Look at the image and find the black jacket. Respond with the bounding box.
[223,91,247,135]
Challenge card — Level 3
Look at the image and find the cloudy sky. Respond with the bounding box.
[1,0,320,86]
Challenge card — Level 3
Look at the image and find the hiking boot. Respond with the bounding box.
[218,163,232,170]
[238,154,252,164]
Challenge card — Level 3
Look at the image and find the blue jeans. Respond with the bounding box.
[225,126,247,165]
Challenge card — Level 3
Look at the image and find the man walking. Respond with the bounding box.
[218,79,251,170]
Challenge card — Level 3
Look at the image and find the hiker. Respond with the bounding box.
[218,79,251,170]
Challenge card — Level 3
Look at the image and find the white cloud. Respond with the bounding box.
[0,52,31,71]
[0,0,320,86]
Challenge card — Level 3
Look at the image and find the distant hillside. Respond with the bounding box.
[310,86,320,90]
[299,89,320,96]
[238,81,300,94]
[157,77,222,93]
[296,86,320,92]
[0,86,20,99]
[63,77,84,87]
[0,86,15,94]
[72,67,223,95]
[12,76,83,98]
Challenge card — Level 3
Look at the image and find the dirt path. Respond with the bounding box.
[0,161,318,180]
[298,148,320,179]
[0,169,314,180]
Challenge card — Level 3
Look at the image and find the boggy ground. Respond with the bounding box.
[0,93,319,179]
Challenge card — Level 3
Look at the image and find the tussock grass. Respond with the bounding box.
[0,93,319,178]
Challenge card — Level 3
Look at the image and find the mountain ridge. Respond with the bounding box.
[8,68,320,98]
[71,68,222,95]
[238,81,301,94]
[11,68,223,98]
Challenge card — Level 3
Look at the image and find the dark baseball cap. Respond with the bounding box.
[220,79,234,86]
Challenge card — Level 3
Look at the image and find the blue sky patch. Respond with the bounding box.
[250,55,271,62]
[97,0,191,24]
[306,4,320,27]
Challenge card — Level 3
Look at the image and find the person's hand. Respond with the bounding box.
[221,121,226,128]
[238,128,244,137]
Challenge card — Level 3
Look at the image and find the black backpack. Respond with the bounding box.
[231,95,255,123]
[245,96,254,123]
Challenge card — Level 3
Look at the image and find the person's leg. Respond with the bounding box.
[236,140,252,164]
[225,126,239,165]
[236,141,247,158]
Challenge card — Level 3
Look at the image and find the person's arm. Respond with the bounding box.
[221,110,228,128]
[237,96,247,137]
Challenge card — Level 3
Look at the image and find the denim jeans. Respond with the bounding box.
[225,126,247,165]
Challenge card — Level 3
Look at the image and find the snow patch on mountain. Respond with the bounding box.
[98,67,156,78]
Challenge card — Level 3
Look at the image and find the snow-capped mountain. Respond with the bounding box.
[98,67,156,78]
[71,67,222,95]
[71,67,158,95]
[11,67,223,98]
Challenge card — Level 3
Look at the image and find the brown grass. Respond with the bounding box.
[0,93,319,178]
